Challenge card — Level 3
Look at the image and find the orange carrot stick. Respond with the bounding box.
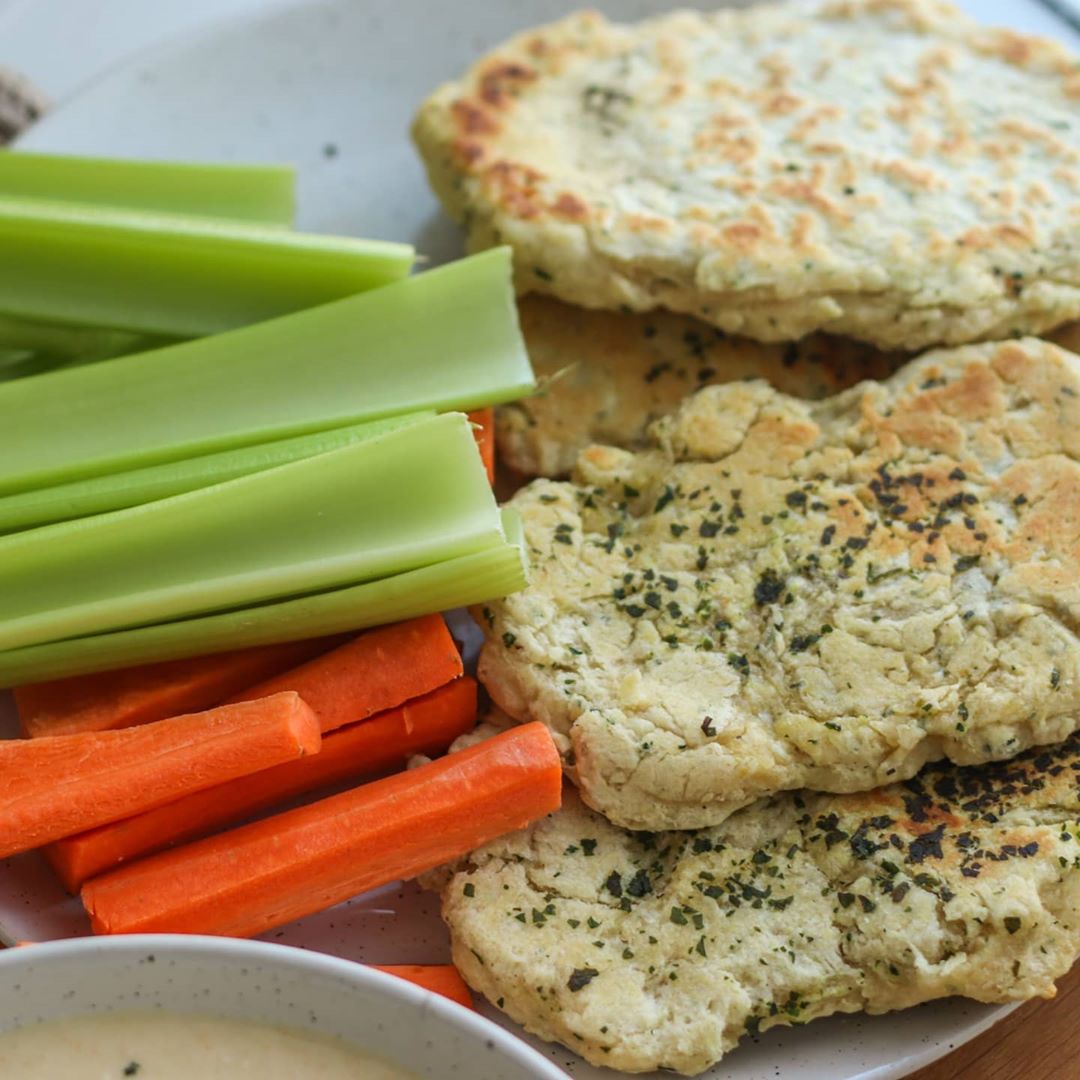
[0,693,320,860]
[82,721,562,938]
[467,408,495,483]
[15,636,341,738]
[46,677,477,892]
[225,613,463,733]
[373,965,474,1009]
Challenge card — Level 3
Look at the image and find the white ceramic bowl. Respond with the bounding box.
[0,935,568,1079]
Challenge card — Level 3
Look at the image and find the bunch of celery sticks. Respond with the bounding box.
[0,152,534,687]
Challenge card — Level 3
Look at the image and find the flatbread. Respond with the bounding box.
[414,0,1080,350]
[439,736,1080,1074]
[501,295,903,477]
[478,337,1080,829]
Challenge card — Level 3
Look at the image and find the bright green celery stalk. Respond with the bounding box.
[0,414,429,533]
[0,512,527,687]
[0,151,295,224]
[0,412,504,652]
[0,194,412,337]
[0,248,532,496]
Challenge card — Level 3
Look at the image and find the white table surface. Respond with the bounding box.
[1,0,1077,107]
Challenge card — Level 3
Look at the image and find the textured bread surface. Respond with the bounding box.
[414,0,1080,350]
[502,295,904,477]
[439,742,1080,1074]
[478,337,1080,829]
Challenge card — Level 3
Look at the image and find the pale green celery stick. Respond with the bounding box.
[0,512,527,687]
[0,413,430,533]
[0,313,173,365]
[0,151,295,224]
[0,248,532,496]
[0,195,413,337]
[0,412,503,652]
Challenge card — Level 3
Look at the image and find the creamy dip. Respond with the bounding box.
[0,1010,418,1078]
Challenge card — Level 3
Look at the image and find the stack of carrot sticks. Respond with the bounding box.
[2,612,561,994]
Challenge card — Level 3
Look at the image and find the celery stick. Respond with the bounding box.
[0,349,41,380]
[0,413,504,652]
[0,248,532,496]
[0,313,172,365]
[0,195,413,337]
[0,353,86,382]
[0,414,429,533]
[0,151,294,224]
[0,514,527,687]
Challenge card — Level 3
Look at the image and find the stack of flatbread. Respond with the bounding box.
[412,0,1080,1073]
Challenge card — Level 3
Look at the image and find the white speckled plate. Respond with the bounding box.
[10,0,1072,1075]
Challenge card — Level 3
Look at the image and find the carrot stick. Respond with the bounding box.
[0,692,320,860]
[15,635,341,738]
[46,677,477,892]
[373,965,474,1009]
[224,613,463,732]
[467,408,495,483]
[82,721,562,938]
